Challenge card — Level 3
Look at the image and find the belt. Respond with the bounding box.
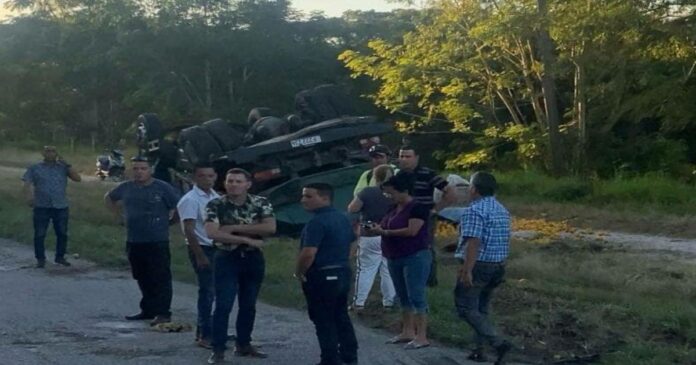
[311,265,346,271]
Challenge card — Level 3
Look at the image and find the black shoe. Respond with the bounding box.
[207,351,224,364]
[54,258,71,266]
[124,312,155,321]
[235,344,268,358]
[467,348,488,362]
[150,315,172,326]
[36,260,46,268]
[494,341,513,365]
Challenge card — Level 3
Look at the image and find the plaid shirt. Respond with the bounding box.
[455,196,510,263]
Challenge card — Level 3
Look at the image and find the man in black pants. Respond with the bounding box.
[105,156,179,326]
[297,183,358,365]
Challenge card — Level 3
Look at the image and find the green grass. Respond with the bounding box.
[494,170,696,216]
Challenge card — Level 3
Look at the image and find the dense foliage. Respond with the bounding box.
[341,0,696,177]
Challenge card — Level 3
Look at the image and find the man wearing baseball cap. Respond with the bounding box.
[353,144,397,195]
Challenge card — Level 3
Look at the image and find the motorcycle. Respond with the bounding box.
[96,149,125,181]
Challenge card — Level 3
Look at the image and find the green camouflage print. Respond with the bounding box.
[205,194,274,250]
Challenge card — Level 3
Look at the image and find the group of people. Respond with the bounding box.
[22,144,514,365]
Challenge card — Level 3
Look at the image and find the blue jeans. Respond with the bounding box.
[187,245,216,341]
[211,249,265,352]
[454,262,506,348]
[387,249,432,314]
[302,266,358,365]
[33,207,69,261]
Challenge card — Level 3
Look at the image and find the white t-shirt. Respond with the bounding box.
[176,185,220,246]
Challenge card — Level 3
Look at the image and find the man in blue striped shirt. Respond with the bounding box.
[454,172,512,364]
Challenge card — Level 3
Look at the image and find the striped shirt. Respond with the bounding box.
[455,196,510,263]
[396,166,448,209]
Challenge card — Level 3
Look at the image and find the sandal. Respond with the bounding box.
[385,336,413,344]
[403,340,430,350]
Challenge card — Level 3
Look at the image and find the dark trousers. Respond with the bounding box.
[454,262,506,348]
[212,249,265,352]
[127,242,173,317]
[33,207,69,261]
[188,245,216,341]
[302,267,358,365]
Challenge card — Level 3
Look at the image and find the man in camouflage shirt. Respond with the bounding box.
[204,168,276,364]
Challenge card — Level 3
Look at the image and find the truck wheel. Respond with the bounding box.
[179,126,222,165]
[247,107,276,127]
[244,116,290,144]
[202,118,245,152]
[136,113,163,147]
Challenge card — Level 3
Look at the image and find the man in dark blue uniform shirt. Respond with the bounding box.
[105,157,179,326]
[296,183,358,365]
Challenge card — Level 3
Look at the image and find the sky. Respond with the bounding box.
[0,0,415,20]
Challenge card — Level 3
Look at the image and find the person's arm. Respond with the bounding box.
[177,198,209,269]
[371,218,424,237]
[456,208,484,287]
[220,217,276,237]
[57,155,81,182]
[369,203,428,237]
[458,237,481,287]
[353,170,370,196]
[205,221,263,247]
[295,219,324,281]
[433,184,456,213]
[295,247,318,282]
[104,184,125,224]
[347,195,364,214]
[22,181,34,207]
[183,219,210,269]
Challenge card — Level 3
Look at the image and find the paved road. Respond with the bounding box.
[0,238,508,365]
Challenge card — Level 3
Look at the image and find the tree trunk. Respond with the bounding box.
[536,0,564,175]
[573,59,587,173]
[204,60,212,114]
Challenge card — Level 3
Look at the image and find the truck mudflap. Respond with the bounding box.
[259,163,369,235]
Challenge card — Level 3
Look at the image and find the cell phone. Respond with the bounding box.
[361,221,373,229]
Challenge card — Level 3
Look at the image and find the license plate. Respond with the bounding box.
[290,135,322,148]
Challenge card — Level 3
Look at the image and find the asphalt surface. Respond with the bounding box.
[0,238,510,365]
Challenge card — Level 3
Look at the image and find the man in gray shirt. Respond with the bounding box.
[22,146,81,268]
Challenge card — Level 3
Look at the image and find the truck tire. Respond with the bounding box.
[202,118,245,152]
[179,126,222,165]
[137,113,163,147]
[294,85,355,125]
[244,116,290,145]
[247,107,277,127]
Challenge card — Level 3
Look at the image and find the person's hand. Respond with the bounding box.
[365,223,383,236]
[457,266,473,287]
[294,272,307,283]
[244,237,264,248]
[195,253,210,270]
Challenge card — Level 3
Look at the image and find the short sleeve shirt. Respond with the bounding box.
[455,196,511,263]
[300,206,356,269]
[22,162,70,208]
[205,194,274,251]
[357,186,393,224]
[380,201,430,259]
[107,179,180,243]
[177,185,220,247]
[396,166,448,209]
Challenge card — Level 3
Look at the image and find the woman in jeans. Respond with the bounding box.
[365,174,431,349]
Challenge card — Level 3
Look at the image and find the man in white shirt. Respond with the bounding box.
[177,164,220,349]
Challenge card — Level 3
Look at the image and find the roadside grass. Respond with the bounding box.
[495,170,696,216]
[0,144,138,176]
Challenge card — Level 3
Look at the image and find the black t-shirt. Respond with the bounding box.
[357,186,393,224]
[396,166,448,209]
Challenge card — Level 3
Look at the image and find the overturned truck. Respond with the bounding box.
[136,85,392,234]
